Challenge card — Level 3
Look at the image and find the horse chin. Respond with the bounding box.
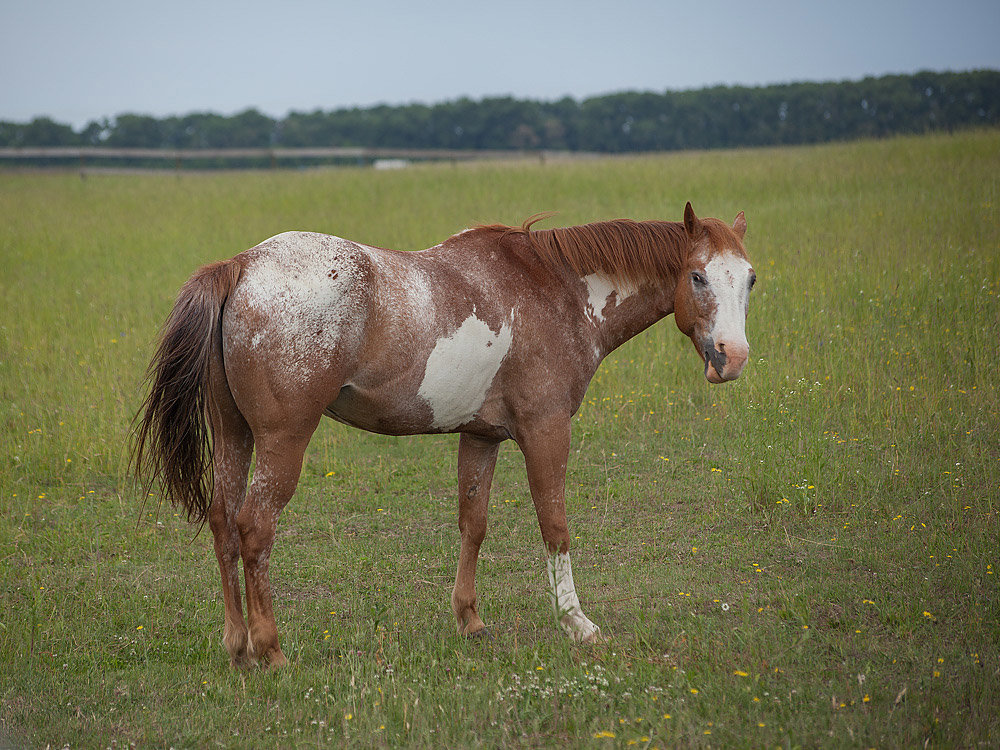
[704,359,726,384]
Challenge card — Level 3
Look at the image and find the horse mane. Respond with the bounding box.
[478,214,691,283]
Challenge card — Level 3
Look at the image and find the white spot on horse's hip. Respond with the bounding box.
[582,273,633,323]
[418,314,513,430]
[547,551,601,642]
[229,232,362,379]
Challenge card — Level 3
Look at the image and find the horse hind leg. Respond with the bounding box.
[237,423,317,668]
[207,353,254,667]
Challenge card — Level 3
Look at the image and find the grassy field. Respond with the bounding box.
[1,131,998,748]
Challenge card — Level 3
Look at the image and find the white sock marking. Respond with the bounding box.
[547,551,601,642]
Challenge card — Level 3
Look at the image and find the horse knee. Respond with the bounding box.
[459,519,486,548]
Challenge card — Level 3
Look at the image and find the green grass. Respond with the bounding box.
[1,131,999,747]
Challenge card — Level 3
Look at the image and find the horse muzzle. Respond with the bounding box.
[702,339,749,383]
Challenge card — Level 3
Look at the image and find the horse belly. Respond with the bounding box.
[324,312,514,436]
[320,386,413,433]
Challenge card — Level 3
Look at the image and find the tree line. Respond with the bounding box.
[2,70,998,154]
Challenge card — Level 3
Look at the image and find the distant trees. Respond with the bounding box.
[1,71,997,154]
[0,116,81,147]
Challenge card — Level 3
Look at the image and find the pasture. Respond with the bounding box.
[1,131,998,747]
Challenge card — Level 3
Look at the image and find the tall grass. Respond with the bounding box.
[1,131,998,747]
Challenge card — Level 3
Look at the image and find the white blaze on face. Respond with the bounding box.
[417,313,513,430]
[547,551,601,643]
[582,273,633,323]
[703,253,753,347]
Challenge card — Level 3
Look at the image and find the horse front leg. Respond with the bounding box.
[517,415,602,643]
[451,433,500,636]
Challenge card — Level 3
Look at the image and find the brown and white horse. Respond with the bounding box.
[133,202,754,667]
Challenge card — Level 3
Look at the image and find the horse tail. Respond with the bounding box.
[131,259,243,525]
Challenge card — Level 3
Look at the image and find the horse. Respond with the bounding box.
[132,202,755,668]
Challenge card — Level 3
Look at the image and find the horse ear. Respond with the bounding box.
[683,202,703,238]
[732,211,747,239]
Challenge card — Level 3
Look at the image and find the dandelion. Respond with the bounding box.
[734,670,749,677]
[593,730,616,738]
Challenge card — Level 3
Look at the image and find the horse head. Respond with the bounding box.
[673,202,755,383]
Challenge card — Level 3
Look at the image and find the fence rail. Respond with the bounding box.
[0,146,560,164]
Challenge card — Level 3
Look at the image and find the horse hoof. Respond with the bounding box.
[265,652,289,669]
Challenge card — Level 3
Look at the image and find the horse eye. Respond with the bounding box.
[691,272,707,286]
[749,273,757,290]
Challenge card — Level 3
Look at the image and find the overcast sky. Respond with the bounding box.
[3,0,999,128]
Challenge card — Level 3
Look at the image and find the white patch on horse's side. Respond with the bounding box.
[703,253,753,345]
[547,551,601,642]
[417,314,513,430]
[582,273,633,323]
